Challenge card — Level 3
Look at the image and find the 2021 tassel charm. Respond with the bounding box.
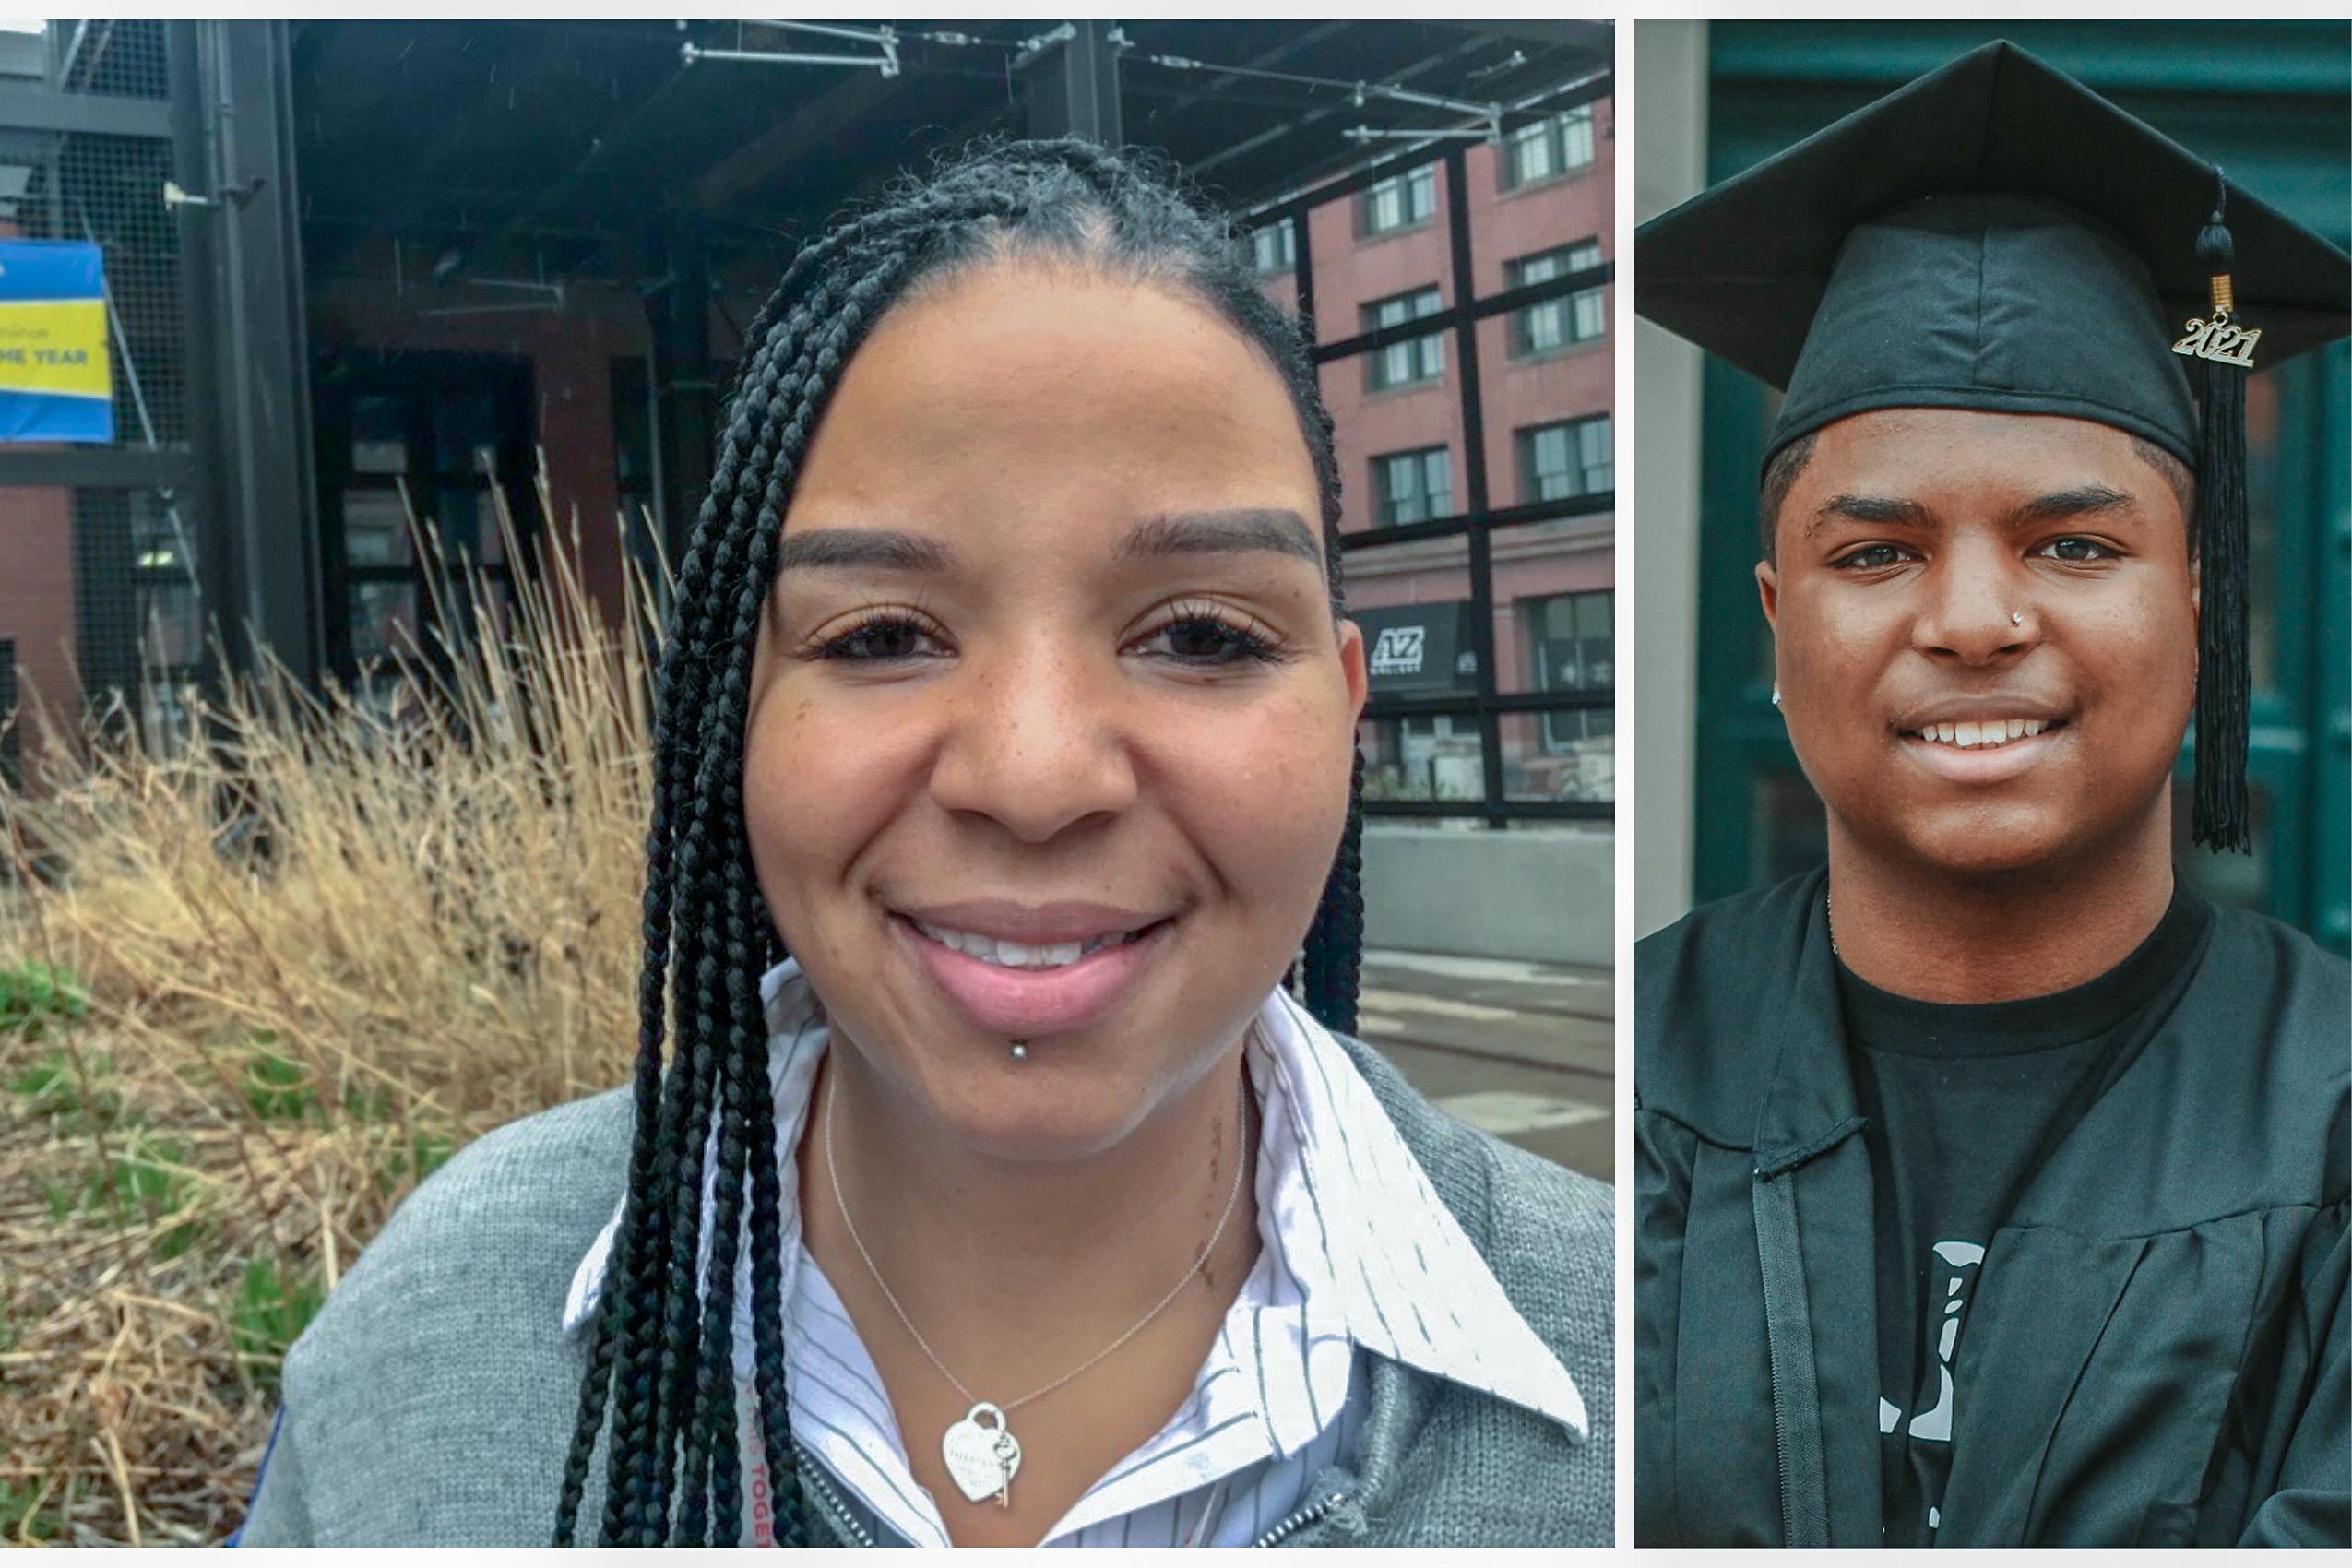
[2170,176,2252,855]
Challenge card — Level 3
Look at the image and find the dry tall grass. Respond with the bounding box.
[0,469,656,1545]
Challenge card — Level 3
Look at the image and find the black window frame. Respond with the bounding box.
[1517,413,1613,504]
[1250,218,1297,277]
[1244,72,1615,825]
[313,350,539,697]
[1357,161,1437,238]
[1506,239,1607,358]
[1499,102,1598,192]
[1360,285,1447,393]
[1371,444,1454,527]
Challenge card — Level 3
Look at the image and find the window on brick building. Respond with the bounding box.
[1359,163,1436,236]
[1372,445,1453,526]
[1251,219,1295,276]
[1518,413,1612,501]
[1507,240,1606,357]
[1361,286,1445,391]
[1502,104,1597,191]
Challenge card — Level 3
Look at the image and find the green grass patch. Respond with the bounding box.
[243,1041,319,1122]
[9,1044,123,1130]
[340,1079,395,1123]
[83,1133,194,1228]
[152,1211,216,1263]
[231,1257,326,1396]
[0,1478,59,1544]
[0,959,87,1039]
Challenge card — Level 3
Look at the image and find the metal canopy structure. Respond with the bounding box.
[288,17,1610,576]
[289,18,1611,282]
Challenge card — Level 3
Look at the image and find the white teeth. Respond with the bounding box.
[1912,719,2054,748]
[912,921,1129,968]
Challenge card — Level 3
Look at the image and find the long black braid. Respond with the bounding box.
[554,138,1368,1548]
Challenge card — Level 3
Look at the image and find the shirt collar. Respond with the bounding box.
[564,961,1586,1444]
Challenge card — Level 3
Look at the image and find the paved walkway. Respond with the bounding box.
[1355,949,1614,1184]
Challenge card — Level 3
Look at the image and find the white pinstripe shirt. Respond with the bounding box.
[564,960,1586,1547]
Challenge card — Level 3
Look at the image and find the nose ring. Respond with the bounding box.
[2010,611,2024,627]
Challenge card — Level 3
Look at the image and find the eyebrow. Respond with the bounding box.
[1114,508,1326,568]
[2006,484,2137,527]
[772,509,1326,576]
[773,529,959,574]
[1807,484,2140,538]
[1807,494,1931,536]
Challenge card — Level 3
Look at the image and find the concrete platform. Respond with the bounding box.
[1353,948,1615,1184]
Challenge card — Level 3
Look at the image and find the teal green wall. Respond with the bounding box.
[1692,20,2352,951]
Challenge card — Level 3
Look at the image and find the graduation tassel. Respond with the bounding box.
[2176,180,2253,853]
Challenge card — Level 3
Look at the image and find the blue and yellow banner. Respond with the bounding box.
[0,241,113,443]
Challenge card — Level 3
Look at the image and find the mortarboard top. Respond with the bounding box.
[1633,39,2352,854]
[1635,39,2349,464]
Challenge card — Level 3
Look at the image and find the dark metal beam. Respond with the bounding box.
[1443,139,1505,829]
[690,60,901,215]
[0,81,170,137]
[1432,18,1612,56]
[646,216,716,566]
[201,19,323,683]
[1021,20,1123,144]
[170,18,237,706]
[0,447,193,488]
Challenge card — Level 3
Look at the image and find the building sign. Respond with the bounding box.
[0,241,113,443]
[1355,601,1479,696]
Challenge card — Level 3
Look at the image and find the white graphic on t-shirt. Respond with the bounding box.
[1907,1241,1985,1442]
[1881,1241,1986,1538]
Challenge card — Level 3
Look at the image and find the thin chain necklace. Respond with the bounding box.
[823,1066,1251,1511]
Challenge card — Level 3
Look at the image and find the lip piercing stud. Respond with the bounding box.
[1009,1040,1029,1062]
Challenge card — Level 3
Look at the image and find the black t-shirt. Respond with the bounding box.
[1836,885,2213,1545]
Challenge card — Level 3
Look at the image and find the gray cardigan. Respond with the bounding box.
[233,1037,1614,1546]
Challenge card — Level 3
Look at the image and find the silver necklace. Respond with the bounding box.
[823,1067,1251,1510]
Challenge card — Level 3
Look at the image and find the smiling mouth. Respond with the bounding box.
[1900,718,2066,751]
[908,919,1162,970]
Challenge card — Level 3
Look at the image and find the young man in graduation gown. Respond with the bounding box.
[1633,42,2349,1549]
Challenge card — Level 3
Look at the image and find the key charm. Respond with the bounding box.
[994,1432,1017,1508]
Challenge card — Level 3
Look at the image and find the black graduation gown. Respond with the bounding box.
[1633,867,2349,1547]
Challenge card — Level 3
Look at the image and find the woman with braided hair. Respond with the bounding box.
[232,139,1611,1548]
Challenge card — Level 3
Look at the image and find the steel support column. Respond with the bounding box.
[1022,21,1123,145]
[1443,144,1506,828]
[195,19,321,683]
[168,18,233,704]
[647,216,717,569]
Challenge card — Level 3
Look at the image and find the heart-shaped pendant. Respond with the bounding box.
[941,1401,1023,1506]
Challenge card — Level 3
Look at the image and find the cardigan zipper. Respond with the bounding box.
[1252,1490,1348,1548]
[790,1444,878,1548]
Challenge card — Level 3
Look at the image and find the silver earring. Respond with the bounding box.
[1771,684,1782,707]
[1009,1040,1028,1062]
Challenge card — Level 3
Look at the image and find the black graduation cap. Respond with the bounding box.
[1635,40,2352,854]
